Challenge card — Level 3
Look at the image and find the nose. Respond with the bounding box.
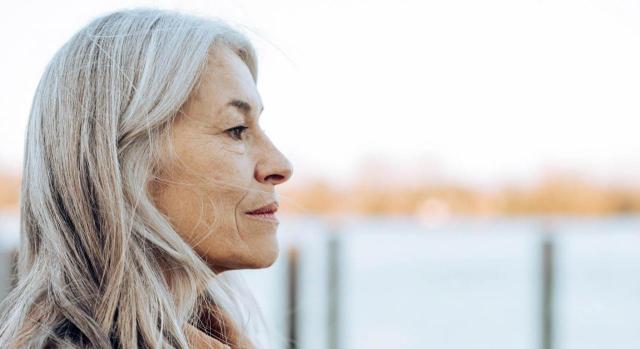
[254,140,293,186]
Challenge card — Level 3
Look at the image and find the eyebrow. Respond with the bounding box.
[227,99,264,117]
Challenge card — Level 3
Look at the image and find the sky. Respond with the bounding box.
[1,0,640,188]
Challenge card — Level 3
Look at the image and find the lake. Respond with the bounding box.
[242,216,640,349]
[2,214,640,349]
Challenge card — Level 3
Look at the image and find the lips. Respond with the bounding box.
[245,202,279,215]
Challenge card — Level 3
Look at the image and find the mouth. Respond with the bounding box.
[244,201,279,223]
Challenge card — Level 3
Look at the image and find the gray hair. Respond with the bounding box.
[0,8,263,348]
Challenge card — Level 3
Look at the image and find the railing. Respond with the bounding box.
[283,232,561,349]
[249,217,640,349]
[2,216,640,349]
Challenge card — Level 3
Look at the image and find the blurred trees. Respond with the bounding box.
[282,174,640,217]
[2,170,640,216]
[0,173,19,210]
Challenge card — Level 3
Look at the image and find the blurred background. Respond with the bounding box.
[2,0,640,348]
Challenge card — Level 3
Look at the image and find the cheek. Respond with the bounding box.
[176,137,250,190]
[157,141,254,236]
[199,146,252,198]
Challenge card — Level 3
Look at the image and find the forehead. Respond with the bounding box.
[190,45,261,111]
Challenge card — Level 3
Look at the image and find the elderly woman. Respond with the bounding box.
[0,8,292,349]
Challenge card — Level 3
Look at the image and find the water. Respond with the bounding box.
[1,214,640,348]
[242,216,640,349]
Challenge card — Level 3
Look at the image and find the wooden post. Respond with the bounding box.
[327,233,341,349]
[0,248,17,300]
[286,247,299,349]
[541,233,556,349]
[0,249,10,300]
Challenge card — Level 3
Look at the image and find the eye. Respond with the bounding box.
[225,125,248,141]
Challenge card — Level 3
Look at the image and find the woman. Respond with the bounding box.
[0,8,292,349]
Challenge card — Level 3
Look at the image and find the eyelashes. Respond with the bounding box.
[225,125,248,141]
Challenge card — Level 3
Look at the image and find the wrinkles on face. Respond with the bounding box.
[220,145,246,155]
[151,44,290,271]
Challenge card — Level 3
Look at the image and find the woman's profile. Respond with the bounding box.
[0,8,292,348]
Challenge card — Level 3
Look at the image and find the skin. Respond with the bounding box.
[151,44,293,273]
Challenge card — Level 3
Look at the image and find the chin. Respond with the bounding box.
[238,227,281,269]
[244,243,280,269]
[209,240,280,271]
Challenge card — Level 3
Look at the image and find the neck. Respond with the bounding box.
[192,297,255,349]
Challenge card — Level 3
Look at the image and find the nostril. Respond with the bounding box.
[266,174,285,184]
[255,156,293,185]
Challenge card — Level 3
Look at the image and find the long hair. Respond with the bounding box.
[0,9,263,348]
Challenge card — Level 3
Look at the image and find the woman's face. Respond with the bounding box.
[152,45,293,272]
